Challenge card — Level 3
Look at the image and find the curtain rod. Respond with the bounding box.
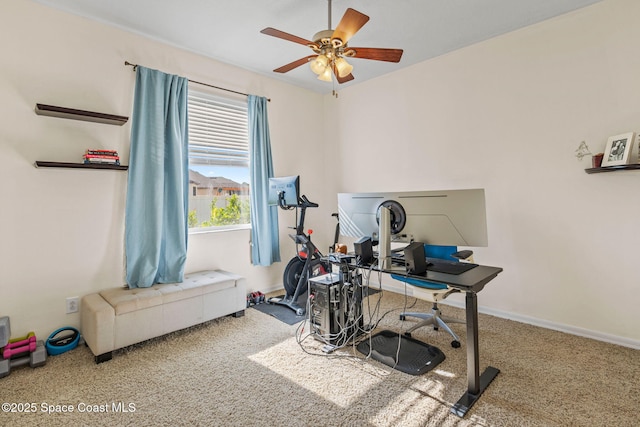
[124,61,270,102]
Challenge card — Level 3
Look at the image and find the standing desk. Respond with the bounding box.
[376,263,503,417]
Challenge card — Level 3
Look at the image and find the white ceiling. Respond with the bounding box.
[32,0,601,94]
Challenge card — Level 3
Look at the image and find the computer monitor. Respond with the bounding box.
[268,175,300,208]
[337,189,488,247]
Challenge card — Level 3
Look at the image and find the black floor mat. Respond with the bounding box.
[252,287,381,326]
[356,330,445,375]
[251,295,307,325]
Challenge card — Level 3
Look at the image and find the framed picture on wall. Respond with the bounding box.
[601,132,636,167]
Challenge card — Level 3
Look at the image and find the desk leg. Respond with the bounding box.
[451,291,500,417]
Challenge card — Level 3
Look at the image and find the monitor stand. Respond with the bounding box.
[377,206,406,272]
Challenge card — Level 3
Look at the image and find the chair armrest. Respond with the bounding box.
[390,274,448,290]
[452,250,473,261]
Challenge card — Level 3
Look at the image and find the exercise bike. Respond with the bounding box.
[269,193,332,316]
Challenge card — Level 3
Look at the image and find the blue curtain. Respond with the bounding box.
[125,66,189,288]
[248,95,280,266]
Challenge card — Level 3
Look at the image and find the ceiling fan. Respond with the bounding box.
[260,0,403,84]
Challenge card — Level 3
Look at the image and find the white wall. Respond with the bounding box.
[326,0,640,347]
[0,0,325,338]
[2,0,637,349]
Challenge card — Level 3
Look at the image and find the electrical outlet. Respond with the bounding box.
[66,297,79,314]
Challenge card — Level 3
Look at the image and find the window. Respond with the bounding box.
[187,89,250,231]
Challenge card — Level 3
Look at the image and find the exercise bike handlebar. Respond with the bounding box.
[276,193,318,210]
[293,195,318,236]
[298,194,318,208]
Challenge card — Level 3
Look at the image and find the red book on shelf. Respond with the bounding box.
[84,154,120,160]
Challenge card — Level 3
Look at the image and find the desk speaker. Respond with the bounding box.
[354,236,373,265]
[404,242,427,275]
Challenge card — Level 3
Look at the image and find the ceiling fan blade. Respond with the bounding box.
[331,63,355,84]
[336,72,355,84]
[332,8,369,44]
[348,47,404,63]
[260,27,317,47]
[273,55,317,73]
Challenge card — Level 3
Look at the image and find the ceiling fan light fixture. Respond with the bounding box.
[313,29,334,45]
[261,2,402,85]
[310,54,329,74]
[318,66,333,82]
[334,57,353,78]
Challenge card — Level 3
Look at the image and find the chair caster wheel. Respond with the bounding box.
[404,332,412,338]
[451,340,461,348]
[399,314,406,321]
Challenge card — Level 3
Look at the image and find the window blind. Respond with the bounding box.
[188,90,248,167]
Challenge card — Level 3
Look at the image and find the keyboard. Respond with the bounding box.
[374,252,477,275]
[425,258,478,275]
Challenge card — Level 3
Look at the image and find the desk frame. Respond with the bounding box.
[453,290,500,416]
[381,264,503,417]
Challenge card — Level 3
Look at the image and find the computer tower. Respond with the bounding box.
[308,273,363,346]
[308,273,339,342]
[404,241,427,275]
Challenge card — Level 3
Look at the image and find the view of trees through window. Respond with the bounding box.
[188,166,250,229]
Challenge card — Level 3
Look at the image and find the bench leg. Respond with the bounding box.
[95,352,113,364]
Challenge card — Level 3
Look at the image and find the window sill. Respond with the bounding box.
[188,224,251,235]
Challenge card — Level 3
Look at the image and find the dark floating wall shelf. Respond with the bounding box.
[585,164,640,174]
[35,103,129,126]
[34,161,128,171]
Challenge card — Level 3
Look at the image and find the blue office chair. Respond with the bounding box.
[392,245,473,348]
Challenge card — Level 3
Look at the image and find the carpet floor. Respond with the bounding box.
[1,289,638,426]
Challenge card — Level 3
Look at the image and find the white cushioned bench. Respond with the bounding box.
[81,270,246,363]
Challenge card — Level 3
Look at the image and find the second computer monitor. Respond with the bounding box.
[337,188,488,247]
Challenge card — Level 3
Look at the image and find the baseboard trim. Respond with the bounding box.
[437,299,640,350]
[476,305,640,350]
[262,284,286,295]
